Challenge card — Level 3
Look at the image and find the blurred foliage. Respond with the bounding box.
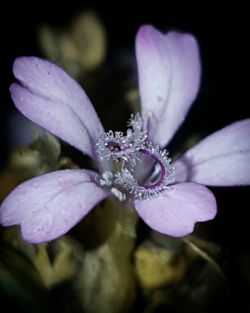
[37,11,138,132]
[1,219,230,313]
[38,11,107,78]
[0,133,79,201]
[75,199,137,313]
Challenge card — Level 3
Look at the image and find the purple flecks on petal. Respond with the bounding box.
[173,119,250,186]
[134,182,216,237]
[0,169,108,243]
[136,25,201,148]
[12,57,104,158]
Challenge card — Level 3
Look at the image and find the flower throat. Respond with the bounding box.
[96,113,174,200]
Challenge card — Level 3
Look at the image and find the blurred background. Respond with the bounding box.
[0,1,249,313]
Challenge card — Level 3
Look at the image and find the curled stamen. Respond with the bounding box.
[115,142,174,200]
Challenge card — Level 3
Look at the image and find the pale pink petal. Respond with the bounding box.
[11,83,94,157]
[11,57,104,158]
[136,25,201,147]
[0,169,108,243]
[173,119,250,186]
[134,182,216,237]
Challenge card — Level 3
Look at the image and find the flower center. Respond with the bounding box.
[106,141,122,152]
[96,114,174,200]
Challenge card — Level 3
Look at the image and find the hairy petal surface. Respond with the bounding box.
[173,119,250,186]
[136,25,201,147]
[11,57,104,158]
[0,170,108,243]
[134,182,216,237]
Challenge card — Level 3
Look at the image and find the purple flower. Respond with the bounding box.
[1,25,249,243]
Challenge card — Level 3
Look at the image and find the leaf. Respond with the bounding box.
[184,235,224,277]
[33,238,81,288]
[134,241,187,290]
[38,11,107,78]
[0,245,45,313]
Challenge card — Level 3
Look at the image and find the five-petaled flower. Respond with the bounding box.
[0,25,249,243]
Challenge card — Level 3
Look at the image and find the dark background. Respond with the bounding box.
[0,1,249,311]
[0,2,248,122]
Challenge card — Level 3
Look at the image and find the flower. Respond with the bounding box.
[1,25,249,244]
